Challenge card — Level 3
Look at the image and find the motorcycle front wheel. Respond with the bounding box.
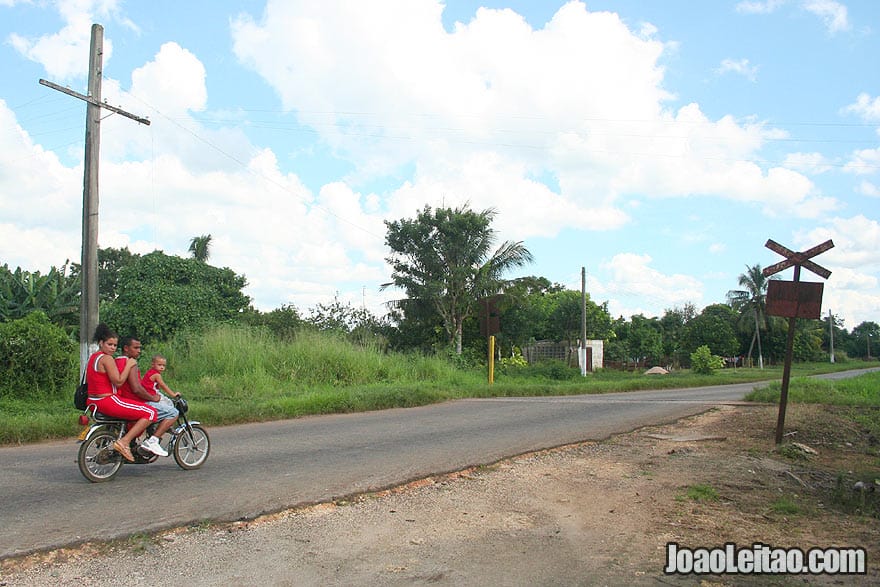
[173,424,210,470]
[78,428,123,482]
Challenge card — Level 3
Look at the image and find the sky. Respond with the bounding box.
[1,0,878,330]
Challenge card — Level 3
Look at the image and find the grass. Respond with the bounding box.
[746,370,880,440]
[681,484,719,502]
[769,496,802,515]
[1,323,876,445]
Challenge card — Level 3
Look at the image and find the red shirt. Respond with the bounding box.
[85,351,114,395]
[115,356,142,401]
[141,368,160,394]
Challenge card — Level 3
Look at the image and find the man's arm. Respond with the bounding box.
[128,368,160,402]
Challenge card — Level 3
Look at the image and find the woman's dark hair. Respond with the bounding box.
[93,323,117,343]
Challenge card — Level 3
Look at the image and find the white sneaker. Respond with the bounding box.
[141,436,168,457]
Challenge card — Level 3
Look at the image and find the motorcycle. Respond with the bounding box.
[76,396,210,483]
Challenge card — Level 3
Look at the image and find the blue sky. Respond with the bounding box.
[1,0,878,329]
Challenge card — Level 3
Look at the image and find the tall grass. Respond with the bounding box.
[0,323,874,445]
[151,325,469,401]
[745,371,880,407]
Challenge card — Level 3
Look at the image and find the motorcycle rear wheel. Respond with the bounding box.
[173,424,210,470]
[78,428,123,482]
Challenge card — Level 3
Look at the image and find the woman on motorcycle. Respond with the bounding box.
[85,324,158,462]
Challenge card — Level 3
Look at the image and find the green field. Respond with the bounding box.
[2,324,876,445]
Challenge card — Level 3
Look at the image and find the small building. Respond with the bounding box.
[522,339,604,372]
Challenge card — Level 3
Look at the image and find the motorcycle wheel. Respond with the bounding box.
[78,427,123,482]
[173,424,210,470]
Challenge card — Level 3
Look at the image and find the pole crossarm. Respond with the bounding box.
[39,79,151,126]
[762,239,833,279]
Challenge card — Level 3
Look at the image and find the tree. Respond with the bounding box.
[306,294,387,346]
[727,264,774,369]
[97,246,139,302]
[691,345,723,375]
[383,205,533,354]
[188,234,213,262]
[659,303,697,367]
[0,311,77,399]
[0,262,79,333]
[682,304,740,361]
[102,251,250,342]
[612,314,664,366]
[491,276,561,354]
[849,321,880,359]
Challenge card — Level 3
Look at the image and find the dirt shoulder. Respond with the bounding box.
[3,403,879,586]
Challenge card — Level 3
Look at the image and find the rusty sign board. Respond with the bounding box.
[479,295,501,337]
[762,239,833,279]
[766,280,824,319]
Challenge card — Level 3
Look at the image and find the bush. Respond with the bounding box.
[0,312,77,399]
[528,359,581,381]
[690,345,723,375]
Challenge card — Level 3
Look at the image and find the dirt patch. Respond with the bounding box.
[2,404,879,585]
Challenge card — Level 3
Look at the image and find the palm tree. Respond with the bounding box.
[726,264,772,369]
[383,205,533,354]
[188,234,212,263]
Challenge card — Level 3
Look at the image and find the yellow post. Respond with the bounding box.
[488,335,495,385]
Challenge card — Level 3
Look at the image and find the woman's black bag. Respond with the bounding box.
[74,370,88,410]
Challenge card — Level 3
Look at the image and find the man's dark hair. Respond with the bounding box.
[119,336,140,351]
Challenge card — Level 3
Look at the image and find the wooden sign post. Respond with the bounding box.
[762,239,833,444]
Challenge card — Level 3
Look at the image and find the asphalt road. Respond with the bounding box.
[0,371,872,559]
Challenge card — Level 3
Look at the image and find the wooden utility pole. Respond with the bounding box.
[580,267,587,376]
[39,23,150,372]
[828,309,835,364]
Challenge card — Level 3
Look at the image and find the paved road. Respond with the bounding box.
[0,371,873,559]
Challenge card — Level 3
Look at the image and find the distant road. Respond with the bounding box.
[2,368,876,559]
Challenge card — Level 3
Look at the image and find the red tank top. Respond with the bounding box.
[85,351,115,395]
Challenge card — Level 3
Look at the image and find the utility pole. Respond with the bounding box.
[828,309,835,364]
[39,23,150,373]
[580,267,587,376]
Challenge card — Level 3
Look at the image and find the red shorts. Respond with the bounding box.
[88,395,158,422]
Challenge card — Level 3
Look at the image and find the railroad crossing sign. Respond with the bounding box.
[762,239,834,280]
[763,239,833,320]
[761,238,834,444]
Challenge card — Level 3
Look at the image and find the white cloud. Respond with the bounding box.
[0,100,83,270]
[590,253,704,318]
[736,0,787,14]
[784,152,833,174]
[230,0,828,231]
[716,58,758,82]
[6,0,124,79]
[130,43,207,115]
[843,93,880,122]
[802,0,850,34]
[798,215,880,269]
[793,216,880,329]
[736,0,850,35]
[844,147,880,176]
[857,181,880,198]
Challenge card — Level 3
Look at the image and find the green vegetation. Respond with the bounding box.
[748,370,880,453]
[690,345,724,375]
[682,484,719,502]
[0,322,869,445]
[769,496,802,515]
